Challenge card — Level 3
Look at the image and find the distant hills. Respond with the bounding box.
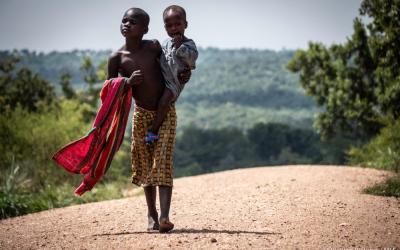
[0,48,319,130]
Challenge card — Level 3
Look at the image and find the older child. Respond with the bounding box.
[107,7,189,233]
[145,5,198,144]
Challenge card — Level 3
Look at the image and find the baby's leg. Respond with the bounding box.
[143,186,159,230]
[149,88,175,134]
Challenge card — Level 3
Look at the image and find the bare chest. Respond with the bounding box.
[119,52,158,77]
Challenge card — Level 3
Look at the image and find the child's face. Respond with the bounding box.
[163,10,187,38]
[120,10,148,38]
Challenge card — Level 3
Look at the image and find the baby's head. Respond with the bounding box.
[163,5,187,38]
[121,8,150,37]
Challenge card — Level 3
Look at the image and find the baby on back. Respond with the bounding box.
[146,5,198,144]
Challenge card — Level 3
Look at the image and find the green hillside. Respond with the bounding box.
[0,48,318,130]
[177,48,317,130]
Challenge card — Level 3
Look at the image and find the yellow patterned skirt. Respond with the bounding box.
[131,105,176,187]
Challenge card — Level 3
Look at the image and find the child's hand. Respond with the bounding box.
[127,70,144,86]
[172,34,183,49]
[179,68,191,84]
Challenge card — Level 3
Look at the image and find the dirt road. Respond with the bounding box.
[1,165,399,249]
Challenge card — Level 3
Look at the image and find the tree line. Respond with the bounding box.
[173,124,353,177]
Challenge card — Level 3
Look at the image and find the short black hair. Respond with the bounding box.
[163,5,186,21]
[125,7,150,26]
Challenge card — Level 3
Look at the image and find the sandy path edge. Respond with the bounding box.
[1,165,399,249]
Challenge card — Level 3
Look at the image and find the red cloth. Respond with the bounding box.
[52,77,132,196]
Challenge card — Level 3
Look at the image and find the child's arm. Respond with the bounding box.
[150,39,162,58]
[107,52,120,79]
[107,51,143,86]
[126,70,144,86]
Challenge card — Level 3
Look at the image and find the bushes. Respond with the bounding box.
[0,147,131,219]
[0,98,132,219]
[348,119,400,173]
[347,118,400,198]
[0,192,40,219]
[362,174,400,198]
[0,100,91,189]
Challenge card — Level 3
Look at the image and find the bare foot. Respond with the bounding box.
[159,218,174,233]
[147,214,160,231]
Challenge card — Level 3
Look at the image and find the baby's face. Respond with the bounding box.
[163,10,187,38]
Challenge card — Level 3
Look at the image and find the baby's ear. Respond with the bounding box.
[144,26,149,34]
[184,21,188,29]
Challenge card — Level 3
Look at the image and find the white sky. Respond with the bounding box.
[0,0,362,52]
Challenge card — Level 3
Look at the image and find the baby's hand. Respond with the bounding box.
[126,70,144,86]
[179,68,191,84]
[172,34,184,49]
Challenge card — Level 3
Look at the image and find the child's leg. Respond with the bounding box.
[159,185,174,233]
[148,89,175,134]
[159,185,172,219]
[144,186,159,230]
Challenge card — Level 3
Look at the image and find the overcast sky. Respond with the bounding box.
[0,0,362,52]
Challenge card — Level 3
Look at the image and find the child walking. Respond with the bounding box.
[107,7,190,233]
[145,5,198,144]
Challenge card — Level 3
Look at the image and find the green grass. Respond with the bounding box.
[363,174,400,198]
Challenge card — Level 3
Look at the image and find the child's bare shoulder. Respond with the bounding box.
[143,39,162,52]
[107,47,128,78]
[108,47,125,64]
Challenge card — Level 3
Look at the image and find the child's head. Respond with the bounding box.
[163,5,187,38]
[121,8,150,38]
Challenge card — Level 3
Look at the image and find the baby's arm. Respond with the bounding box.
[179,70,191,85]
[176,40,198,70]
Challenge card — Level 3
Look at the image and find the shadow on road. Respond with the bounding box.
[91,228,281,237]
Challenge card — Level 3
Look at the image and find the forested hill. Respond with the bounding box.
[178,48,317,129]
[0,48,318,130]
[0,49,110,86]
[185,48,316,106]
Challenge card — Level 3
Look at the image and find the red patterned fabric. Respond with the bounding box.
[52,77,132,196]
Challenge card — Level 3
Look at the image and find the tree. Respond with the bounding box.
[78,56,109,122]
[0,55,56,113]
[80,56,107,108]
[80,56,100,108]
[59,72,76,99]
[286,0,400,139]
[247,123,290,159]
